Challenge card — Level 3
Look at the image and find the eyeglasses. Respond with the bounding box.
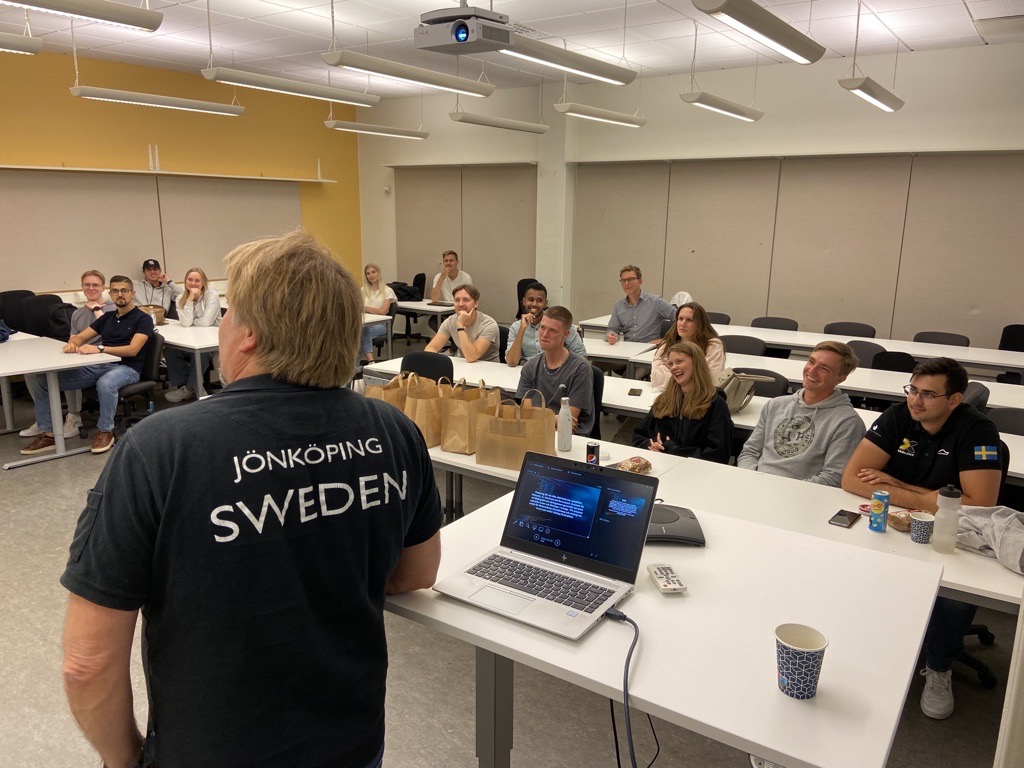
[108,288,133,295]
[619,277,639,285]
[81,283,104,289]
[903,384,951,404]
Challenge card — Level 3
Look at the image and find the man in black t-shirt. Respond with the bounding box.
[842,357,1002,721]
[22,275,153,455]
[59,233,443,768]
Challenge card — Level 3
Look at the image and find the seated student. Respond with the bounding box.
[21,270,115,439]
[650,302,726,391]
[516,306,595,436]
[605,264,675,345]
[133,258,183,314]
[841,357,1002,720]
[505,282,586,366]
[424,284,499,363]
[430,250,473,303]
[357,263,397,366]
[21,275,154,455]
[737,341,863,487]
[165,267,221,403]
[632,341,732,463]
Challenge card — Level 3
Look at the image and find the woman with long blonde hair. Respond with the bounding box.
[632,340,732,463]
[359,263,397,365]
[166,266,221,403]
[650,302,726,391]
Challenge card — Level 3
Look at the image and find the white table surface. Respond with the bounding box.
[387,495,943,768]
[581,336,654,364]
[1,336,119,468]
[156,323,219,398]
[364,356,522,393]
[580,314,611,334]
[396,300,458,316]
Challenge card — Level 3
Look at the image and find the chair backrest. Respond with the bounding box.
[989,407,1024,437]
[513,278,536,321]
[0,289,36,331]
[659,317,674,337]
[140,333,166,383]
[706,311,731,325]
[401,351,454,381]
[873,350,918,373]
[590,363,604,440]
[847,340,886,369]
[998,324,1024,353]
[963,381,990,411]
[824,321,876,338]
[411,272,427,300]
[22,295,71,341]
[751,316,798,331]
[733,367,790,398]
[914,331,970,347]
[720,335,767,356]
[498,325,510,364]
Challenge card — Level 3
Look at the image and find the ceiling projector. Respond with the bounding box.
[415,5,512,54]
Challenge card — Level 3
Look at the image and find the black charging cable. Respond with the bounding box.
[605,607,660,768]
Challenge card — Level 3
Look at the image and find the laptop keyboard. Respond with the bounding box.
[468,554,615,613]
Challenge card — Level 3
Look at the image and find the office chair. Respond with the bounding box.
[498,326,510,364]
[988,407,1024,436]
[847,340,886,369]
[824,321,876,338]
[733,368,789,398]
[873,351,917,373]
[396,272,427,346]
[401,351,454,382]
[751,316,797,358]
[0,289,36,332]
[963,381,990,412]
[706,312,731,325]
[590,363,604,441]
[996,324,1024,385]
[371,302,398,360]
[105,334,166,435]
[21,295,71,341]
[720,335,767,357]
[914,331,970,347]
[659,317,674,338]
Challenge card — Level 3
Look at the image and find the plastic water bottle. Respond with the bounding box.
[932,485,961,554]
[557,396,573,452]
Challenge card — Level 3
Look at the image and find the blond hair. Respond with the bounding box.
[225,231,361,388]
[652,341,717,420]
[178,266,210,309]
[80,270,105,285]
[812,340,859,378]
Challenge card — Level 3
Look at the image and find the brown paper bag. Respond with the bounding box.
[475,396,556,471]
[365,372,410,411]
[404,376,453,448]
[441,380,503,454]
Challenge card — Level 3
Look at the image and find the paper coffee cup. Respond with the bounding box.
[910,512,935,544]
[775,623,828,700]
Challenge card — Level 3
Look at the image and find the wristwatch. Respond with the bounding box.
[98,344,105,353]
[457,327,467,332]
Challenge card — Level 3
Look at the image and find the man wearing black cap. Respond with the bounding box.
[133,258,183,313]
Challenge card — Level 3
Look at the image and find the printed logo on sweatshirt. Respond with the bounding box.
[772,415,815,458]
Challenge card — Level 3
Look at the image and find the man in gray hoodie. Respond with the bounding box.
[737,341,863,486]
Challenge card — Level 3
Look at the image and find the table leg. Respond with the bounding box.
[193,350,206,398]
[0,375,14,433]
[386,319,393,360]
[454,472,464,520]
[445,470,455,524]
[475,648,514,768]
[3,370,92,469]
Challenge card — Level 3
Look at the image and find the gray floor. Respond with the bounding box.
[0,347,1016,767]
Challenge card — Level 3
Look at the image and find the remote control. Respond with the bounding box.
[646,563,686,594]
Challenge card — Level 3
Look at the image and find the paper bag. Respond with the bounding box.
[441,380,503,454]
[404,376,453,448]
[475,397,556,471]
[365,372,410,411]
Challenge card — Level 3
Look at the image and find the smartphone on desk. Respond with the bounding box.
[628,388,642,396]
[828,509,861,528]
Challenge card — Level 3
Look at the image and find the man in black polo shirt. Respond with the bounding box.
[842,357,1002,720]
[59,232,442,768]
[22,275,153,455]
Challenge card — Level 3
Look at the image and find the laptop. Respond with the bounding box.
[434,452,659,640]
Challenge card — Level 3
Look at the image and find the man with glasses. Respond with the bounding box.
[605,265,675,345]
[21,276,154,455]
[20,270,115,440]
[842,357,1002,720]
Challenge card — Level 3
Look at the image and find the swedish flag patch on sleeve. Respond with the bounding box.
[974,445,999,461]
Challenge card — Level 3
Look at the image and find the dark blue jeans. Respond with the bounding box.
[925,596,978,671]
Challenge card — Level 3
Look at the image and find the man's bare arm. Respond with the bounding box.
[386,532,442,594]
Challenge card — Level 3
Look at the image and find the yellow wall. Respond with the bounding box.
[0,52,362,271]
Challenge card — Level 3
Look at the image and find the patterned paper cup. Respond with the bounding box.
[775,623,828,700]
[910,512,936,544]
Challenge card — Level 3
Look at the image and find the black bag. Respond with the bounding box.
[388,281,422,302]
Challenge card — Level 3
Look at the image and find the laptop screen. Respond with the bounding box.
[499,452,659,583]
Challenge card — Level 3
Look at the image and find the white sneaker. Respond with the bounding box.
[165,385,195,403]
[920,667,954,719]
[63,413,83,438]
[19,422,43,437]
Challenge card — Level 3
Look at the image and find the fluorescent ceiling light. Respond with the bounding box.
[680,91,763,122]
[0,0,162,32]
[499,34,636,86]
[449,111,548,134]
[202,67,379,107]
[324,119,429,140]
[70,86,244,116]
[0,29,42,54]
[553,102,646,128]
[322,50,494,98]
[838,76,904,112]
[693,0,825,65]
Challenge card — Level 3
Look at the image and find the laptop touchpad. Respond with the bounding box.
[473,586,532,614]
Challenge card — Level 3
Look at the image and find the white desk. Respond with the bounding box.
[387,495,943,768]
[156,323,219,398]
[579,314,611,335]
[1,337,119,469]
[1,331,40,433]
[362,312,393,360]
[582,337,654,378]
[363,357,522,394]
[394,300,456,344]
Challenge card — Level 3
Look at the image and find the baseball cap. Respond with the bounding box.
[143,259,161,270]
